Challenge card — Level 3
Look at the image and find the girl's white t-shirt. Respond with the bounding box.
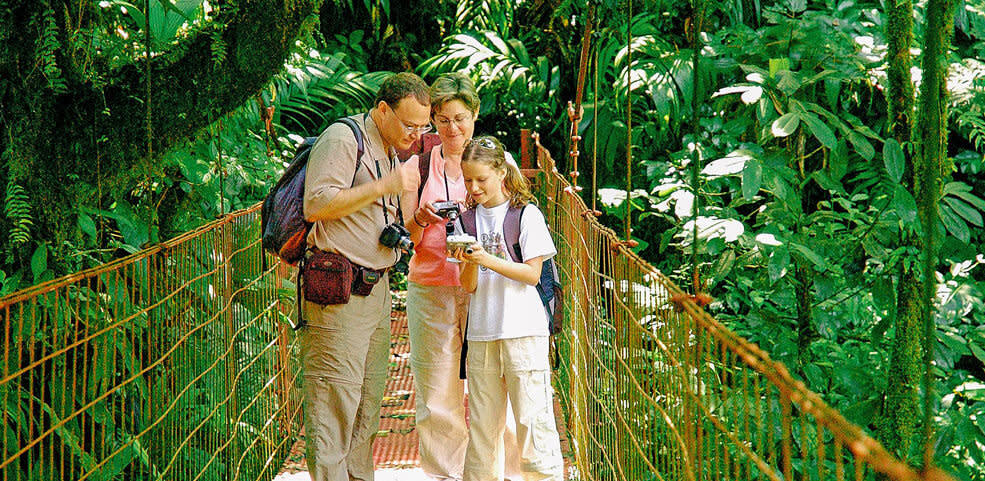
[466,202,557,341]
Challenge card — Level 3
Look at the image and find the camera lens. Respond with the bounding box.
[380,223,414,254]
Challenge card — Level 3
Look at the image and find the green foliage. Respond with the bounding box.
[455,0,513,37]
[35,3,66,93]
[271,50,388,135]
[4,180,33,249]
[419,29,562,146]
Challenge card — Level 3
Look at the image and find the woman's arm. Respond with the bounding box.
[400,156,443,244]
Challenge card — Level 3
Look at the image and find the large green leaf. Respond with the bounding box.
[944,197,984,227]
[77,212,97,240]
[790,242,829,271]
[944,182,985,210]
[883,138,905,184]
[31,243,48,282]
[940,204,971,243]
[828,140,848,180]
[893,185,918,223]
[846,130,875,160]
[742,158,762,200]
[801,112,837,149]
[769,246,790,282]
[771,113,800,138]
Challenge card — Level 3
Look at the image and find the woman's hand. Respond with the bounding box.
[414,202,445,227]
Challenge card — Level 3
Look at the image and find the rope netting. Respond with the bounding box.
[0,205,303,481]
[0,144,948,481]
[529,133,946,481]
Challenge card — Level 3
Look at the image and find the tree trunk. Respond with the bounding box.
[913,0,957,468]
[1,0,321,263]
[877,0,920,460]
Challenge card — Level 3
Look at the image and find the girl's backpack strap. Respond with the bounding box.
[460,208,478,239]
[503,204,526,263]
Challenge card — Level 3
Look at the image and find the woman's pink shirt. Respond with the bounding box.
[406,147,467,286]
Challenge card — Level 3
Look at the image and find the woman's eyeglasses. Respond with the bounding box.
[434,113,473,129]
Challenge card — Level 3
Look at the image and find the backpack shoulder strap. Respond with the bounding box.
[503,204,526,263]
[417,145,435,200]
[335,117,365,187]
[460,207,477,238]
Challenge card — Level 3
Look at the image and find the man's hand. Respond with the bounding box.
[384,161,419,195]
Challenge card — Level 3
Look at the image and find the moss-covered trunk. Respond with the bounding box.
[1,0,321,266]
[877,0,920,460]
[913,0,957,467]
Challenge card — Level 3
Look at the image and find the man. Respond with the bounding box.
[302,72,431,480]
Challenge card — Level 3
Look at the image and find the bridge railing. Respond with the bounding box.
[526,133,937,481]
[1,138,944,481]
[0,205,302,481]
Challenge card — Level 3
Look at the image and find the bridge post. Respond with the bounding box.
[220,219,240,478]
[520,128,533,169]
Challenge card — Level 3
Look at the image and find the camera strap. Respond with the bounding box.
[443,159,452,202]
[362,112,403,226]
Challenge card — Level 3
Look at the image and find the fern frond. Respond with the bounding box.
[956,109,985,151]
[5,181,33,248]
[210,28,227,66]
[35,5,66,94]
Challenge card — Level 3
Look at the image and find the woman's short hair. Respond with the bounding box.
[429,72,480,114]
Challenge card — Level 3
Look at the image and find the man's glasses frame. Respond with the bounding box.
[390,108,433,135]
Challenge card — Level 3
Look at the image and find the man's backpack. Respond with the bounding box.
[261,118,364,265]
[460,204,563,334]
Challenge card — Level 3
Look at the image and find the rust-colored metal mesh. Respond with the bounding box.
[0,205,303,481]
[1,142,950,481]
[529,133,945,481]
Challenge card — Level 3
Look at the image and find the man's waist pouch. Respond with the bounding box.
[302,250,387,305]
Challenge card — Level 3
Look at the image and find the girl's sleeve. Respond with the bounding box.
[518,205,557,261]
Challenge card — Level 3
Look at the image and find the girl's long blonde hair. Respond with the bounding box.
[461,135,536,209]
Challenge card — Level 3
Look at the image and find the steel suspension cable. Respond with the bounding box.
[690,0,705,294]
[592,47,599,214]
[569,6,594,188]
[144,0,152,160]
[624,0,633,241]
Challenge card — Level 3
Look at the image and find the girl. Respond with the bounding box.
[452,136,564,481]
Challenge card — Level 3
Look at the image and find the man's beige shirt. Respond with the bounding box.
[303,113,400,270]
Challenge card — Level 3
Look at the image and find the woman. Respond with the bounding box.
[401,72,520,480]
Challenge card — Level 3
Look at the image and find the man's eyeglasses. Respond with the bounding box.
[434,113,473,129]
[392,110,433,135]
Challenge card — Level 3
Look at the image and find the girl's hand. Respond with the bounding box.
[453,243,485,264]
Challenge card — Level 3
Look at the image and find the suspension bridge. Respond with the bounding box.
[0,131,948,481]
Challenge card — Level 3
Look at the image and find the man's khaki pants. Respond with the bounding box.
[464,336,563,481]
[407,282,522,480]
[301,277,391,481]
